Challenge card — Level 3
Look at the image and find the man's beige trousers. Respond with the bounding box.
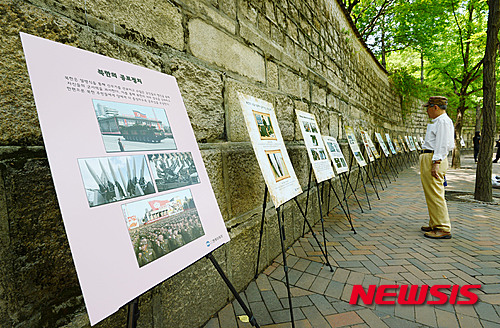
[419,153,451,232]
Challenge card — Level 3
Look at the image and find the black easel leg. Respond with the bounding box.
[293,198,334,270]
[363,166,380,200]
[316,181,331,268]
[301,167,313,237]
[127,297,140,328]
[207,253,260,328]
[328,179,356,234]
[343,173,364,213]
[359,166,372,210]
[255,185,268,279]
[276,207,295,327]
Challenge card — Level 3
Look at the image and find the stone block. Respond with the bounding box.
[294,100,310,141]
[226,215,260,290]
[225,78,273,142]
[156,245,229,328]
[189,19,265,83]
[0,3,78,146]
[223,145,265,218]
[267,60,279,90]
[275,95,295,141]
[329,112,340,138]
[80,0,184,50]
[182,0,236,34]
[170,57,224,142]
[279,67,309,100]
[200,148,228,221]
[0,147,85,327]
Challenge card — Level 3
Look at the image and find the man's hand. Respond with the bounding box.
[431,163,440,178]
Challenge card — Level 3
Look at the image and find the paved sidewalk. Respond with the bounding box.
[204,154,500,328]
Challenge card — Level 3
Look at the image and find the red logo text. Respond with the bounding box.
[350,285,481,305]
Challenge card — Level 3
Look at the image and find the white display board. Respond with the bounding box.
[323,136,349,174]
[345,126,367,167]
[375,132,390,157]
[393,137,403,153]
[385,133,397,155]
[360,130,380,161]
[239,93,302,207]
[296,110,335,182]
[21,33,230,325]
[413,136,422,150]
[407,136,417,151]
[360,130,375,162]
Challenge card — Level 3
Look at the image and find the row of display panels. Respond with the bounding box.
[21,32,423,326]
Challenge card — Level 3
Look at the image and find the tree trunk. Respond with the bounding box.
[475,103,482,132]
[475,0,500,202]
[451,98,466,169]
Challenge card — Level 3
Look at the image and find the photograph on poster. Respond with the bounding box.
[265,150,290,182]
[385,134,397,154]
[375,133,390,157]
[399,136,409,152]
[407,136,417,151]
[393,138,402,153]
[310,148,327,161]
[322,136,349,174]
[92,99,176,152]
[253,110,276,140]
[78,155,155,207]
[412,136,422,150]
[148,152,200,192]
[123,189,205,268]
[311,135,319,146]
[354,151,365,164]
[334,157,347,169]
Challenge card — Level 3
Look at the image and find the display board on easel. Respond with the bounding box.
[323,136,349,174]
[21,33,231,325]
[238,93,302,207]
[385,133,397,155]
[345,126,367,166]
[296,110,335,182]
[375,133,390,157]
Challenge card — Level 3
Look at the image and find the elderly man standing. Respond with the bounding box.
[420,96,455,239]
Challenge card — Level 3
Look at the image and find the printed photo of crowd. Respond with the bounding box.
[123,189,205,267]
[148,152,200,192]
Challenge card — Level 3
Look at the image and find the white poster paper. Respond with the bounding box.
[413,136,422,150]
[296,110,335,182]
[407,136,417,151]
[323,136,349,174]
[21,33,230,325]
[359,131,375,162]
[361,130,381,161]
[345,126,367,167]
[385,133,397,155]
[375,132,390,157]
[238,93,302,207]
[393,137,403,153]
[399,136,409,153]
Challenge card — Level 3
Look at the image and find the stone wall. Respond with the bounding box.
[0,0,425,327]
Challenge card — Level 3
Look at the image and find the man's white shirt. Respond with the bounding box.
[422,113,455,161]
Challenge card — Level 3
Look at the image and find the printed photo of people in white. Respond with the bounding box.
[265,150,290,182]
[123,189,205,267]
[78,155,155,207]
[148,152,200,192]
[92,99,176,152]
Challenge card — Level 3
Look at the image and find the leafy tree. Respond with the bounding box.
[475,0,500,202]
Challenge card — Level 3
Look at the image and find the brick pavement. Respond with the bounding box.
[204,154,500,328]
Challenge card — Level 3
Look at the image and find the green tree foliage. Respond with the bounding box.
[342,0,492,169]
